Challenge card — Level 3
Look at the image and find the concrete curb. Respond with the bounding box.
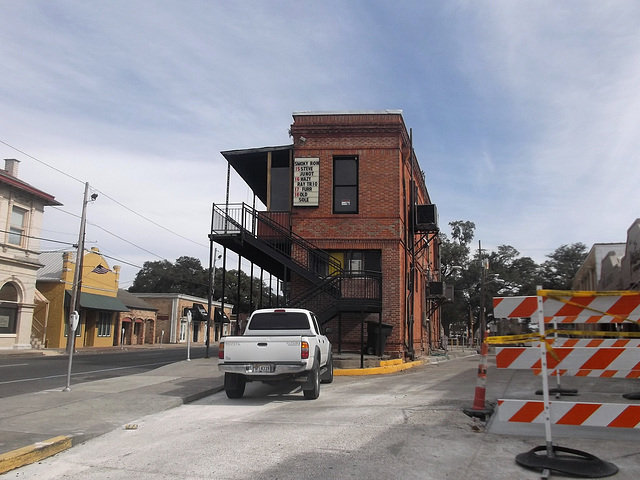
[334,358,426,376]
[0,385,225,475]
[0,435,72,475]
[183,386,225,404]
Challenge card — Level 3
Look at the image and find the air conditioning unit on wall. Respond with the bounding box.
[427,281,445,297]
[415,204,438,232]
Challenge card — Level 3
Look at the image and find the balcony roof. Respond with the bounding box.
[220,144,292,205]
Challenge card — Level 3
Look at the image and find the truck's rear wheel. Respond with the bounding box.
[320,352,334,384]
[224,373,246,399]
[303,360,320,400]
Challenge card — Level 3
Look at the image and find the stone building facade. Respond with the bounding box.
[0,159,61,350]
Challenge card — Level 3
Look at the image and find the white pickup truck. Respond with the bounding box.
[218,308,333,400]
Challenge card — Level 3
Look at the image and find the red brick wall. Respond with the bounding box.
[287,112,438,358]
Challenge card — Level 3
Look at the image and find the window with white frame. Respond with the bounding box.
[8,206,28,246]
[97,311,112,337]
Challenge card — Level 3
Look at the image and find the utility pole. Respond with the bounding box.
[206,203,215,359]
[479,240,487,344]
[407,129,416,360]
[63,182,92,391]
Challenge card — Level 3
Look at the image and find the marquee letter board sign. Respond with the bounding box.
[293,158,319,206]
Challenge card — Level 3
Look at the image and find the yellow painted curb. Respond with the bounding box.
[334,359,426,376]
[0,435,72,474]
[379,358,403,367]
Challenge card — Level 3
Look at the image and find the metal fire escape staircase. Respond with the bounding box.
[210,203,382,324]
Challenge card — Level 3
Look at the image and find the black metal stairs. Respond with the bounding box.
[210,203,382,324]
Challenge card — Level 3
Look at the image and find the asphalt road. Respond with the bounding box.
[0,345,218,398]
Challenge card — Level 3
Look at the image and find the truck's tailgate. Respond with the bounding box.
[222,336,305,363]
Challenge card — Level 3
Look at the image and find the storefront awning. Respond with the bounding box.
[214,307,231,324]
[65,291,130,312]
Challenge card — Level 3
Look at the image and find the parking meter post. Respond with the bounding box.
[186,310,192,361]
[63,311,80,392]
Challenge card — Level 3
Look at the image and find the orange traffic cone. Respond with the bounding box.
[463,331,494,420]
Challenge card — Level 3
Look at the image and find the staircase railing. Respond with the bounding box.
[211,203,382,323]
[287,273,342,314]
[289,270,382,323]
[212,203,342,280]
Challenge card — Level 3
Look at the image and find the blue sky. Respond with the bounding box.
[1,1,639,287]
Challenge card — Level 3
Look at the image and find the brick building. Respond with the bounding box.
[133,293,232,345]
[116,289,158,346]
[211,111,444,359]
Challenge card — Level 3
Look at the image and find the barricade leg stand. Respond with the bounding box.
[463,331,494,421]
[514,290,618,480]
[536,321,578,399]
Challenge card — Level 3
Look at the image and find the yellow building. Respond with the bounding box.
[35,248,128,348]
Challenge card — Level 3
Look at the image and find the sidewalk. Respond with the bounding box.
[0,347,476,474]
[0,352,225,474]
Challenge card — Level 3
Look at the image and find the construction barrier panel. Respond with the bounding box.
[498,399,640,429]
[490,289,640,478]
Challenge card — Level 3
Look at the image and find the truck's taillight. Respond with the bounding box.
[218,342,224,360]
[301,341,309,359]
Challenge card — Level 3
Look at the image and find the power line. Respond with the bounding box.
[0,229,75,247]
[86,220,166,261]
[0,140,84,184]
[93,188,207,249]
[0,139,208,258]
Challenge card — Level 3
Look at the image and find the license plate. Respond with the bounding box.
[251,364,273,373]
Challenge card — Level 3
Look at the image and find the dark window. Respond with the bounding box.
[340,250,382,273]
[270,167,290,211]
[333,157,358,213]
[0,306,17,334]
[364,251,382,272]
[248,312,310,330]
[270,150,291,211]
[0,283,18,334]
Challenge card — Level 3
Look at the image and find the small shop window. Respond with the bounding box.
[97,311,112,337]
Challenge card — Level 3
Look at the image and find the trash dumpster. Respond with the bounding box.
[364,321,393,355]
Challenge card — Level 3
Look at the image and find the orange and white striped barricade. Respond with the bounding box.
[496,346,640,378]
[490,289,640,478]
[498,399,640,429]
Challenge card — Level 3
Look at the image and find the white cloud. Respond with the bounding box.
[1,0,639,282]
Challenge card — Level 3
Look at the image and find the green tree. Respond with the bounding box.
[440,222,544,339]
[440,221,479,337]
[129,259,178,293]
[486,245,541,297]
[213,268,280,314]
[129,256,209,297]
[439,220,476,277]
[539,243,588,290]
[129,257,280,315]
